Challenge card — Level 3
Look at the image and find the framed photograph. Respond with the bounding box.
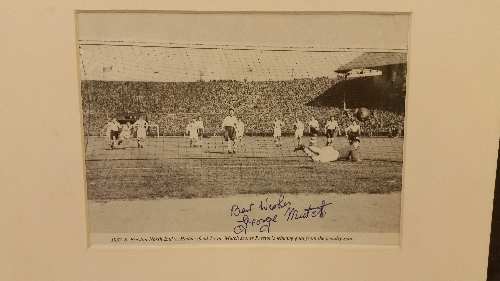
[1,1,499,280]
[77,12,408,247]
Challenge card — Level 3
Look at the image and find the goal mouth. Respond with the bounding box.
[79,40,406,201]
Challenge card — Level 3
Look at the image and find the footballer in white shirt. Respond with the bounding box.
[105,117,121,149]
[293,118,305,146]
[194,116,205,147]
[345,119,361,145]
[272,118,285,147]
[132,116,148,148]
[324,116,339,146]
[308,117,320,146]
[120,122,132,147]
[236,117,245,146]
[221,108,238,154]
[185,118,197,147]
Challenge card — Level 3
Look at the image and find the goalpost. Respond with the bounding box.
[79,40,406,197]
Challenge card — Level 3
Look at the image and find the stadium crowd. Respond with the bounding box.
[81,78,404,137]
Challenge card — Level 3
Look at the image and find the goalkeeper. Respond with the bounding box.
[294,140,362,163]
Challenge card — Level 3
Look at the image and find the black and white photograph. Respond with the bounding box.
[78,12,409,246]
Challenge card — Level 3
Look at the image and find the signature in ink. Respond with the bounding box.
[230,203,255,216]
[284,200,332,221]
[259,194,292,211]
[233,214,278,234]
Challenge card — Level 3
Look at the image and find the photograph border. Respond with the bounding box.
[75,10,410,248]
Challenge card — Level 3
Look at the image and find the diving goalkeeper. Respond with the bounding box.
[294,140,362,162]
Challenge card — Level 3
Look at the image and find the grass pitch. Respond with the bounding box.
[85,136,403,200]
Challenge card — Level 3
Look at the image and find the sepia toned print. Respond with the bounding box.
[78,12,409,246]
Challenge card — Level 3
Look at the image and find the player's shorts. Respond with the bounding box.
[110,130,119,140]
[197,128,204,137]
[137,128,147,139]
[310,127,319,136]
[273,128,282,137]
[295,131,303,138]
[326,129,336,138]
[224,126,236,141]
[348,132,361,144]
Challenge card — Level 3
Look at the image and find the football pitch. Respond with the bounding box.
[84,136,404,201]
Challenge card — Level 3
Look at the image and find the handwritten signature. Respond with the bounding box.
[233,214,278,234]
[230,195,332,234]
[284,200,332,221]
[258,194,291,211]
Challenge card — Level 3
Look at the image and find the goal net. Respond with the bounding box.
[79,40,407,200]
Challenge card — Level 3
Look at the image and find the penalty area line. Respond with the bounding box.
[85,163,314,171]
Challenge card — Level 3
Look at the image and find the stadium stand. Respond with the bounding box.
[81,77,404,137]
[79,41,406,138]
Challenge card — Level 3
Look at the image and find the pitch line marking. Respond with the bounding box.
[84,161,397,171]
[85,164,315,171]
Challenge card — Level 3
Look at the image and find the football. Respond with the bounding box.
[356,108,371,121]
